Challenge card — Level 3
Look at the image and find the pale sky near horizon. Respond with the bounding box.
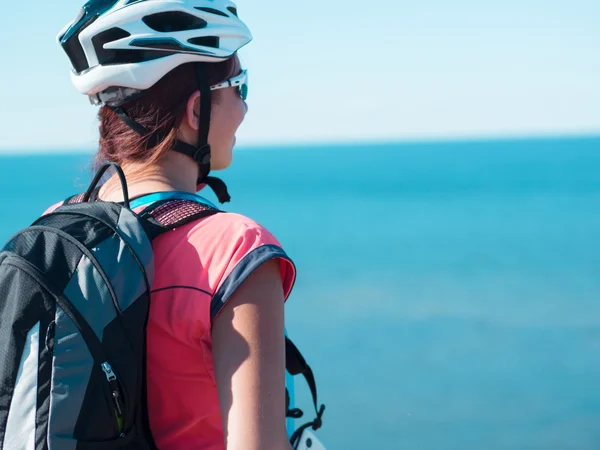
[0,0,599,152]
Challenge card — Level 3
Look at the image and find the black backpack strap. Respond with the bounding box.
[83,162,131,208]
[63,162,127,206]
[286,337,326,448]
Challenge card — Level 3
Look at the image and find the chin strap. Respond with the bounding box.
[171,140,231,203]
[106,62,231,204]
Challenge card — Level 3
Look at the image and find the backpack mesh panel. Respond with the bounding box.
[148,200,216,227]
[67,193,86,204]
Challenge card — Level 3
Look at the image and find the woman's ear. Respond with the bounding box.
[185,91,201,131]
[177,91,201,146]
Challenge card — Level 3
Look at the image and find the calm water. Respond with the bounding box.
[1,136,600,449]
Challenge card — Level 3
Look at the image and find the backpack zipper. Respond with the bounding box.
[102,362,126,435]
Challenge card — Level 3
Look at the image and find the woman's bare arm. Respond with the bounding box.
[212,259,293,450]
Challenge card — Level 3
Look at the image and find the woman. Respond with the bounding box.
[55,0,300,449]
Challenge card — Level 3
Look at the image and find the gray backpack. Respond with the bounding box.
[0,163,220,449]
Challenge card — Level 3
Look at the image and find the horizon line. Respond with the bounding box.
[1,130,598,156]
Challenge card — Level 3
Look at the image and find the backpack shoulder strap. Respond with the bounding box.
[134,192,222,241]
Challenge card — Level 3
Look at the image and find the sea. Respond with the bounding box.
[1,136,599,449]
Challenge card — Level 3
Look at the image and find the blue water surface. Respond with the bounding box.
[1,136,599,449]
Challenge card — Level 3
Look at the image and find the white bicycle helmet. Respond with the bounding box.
[58,0,252,98]
[57,0,253,202]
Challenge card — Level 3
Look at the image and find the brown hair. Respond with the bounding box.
[95,58,237,169]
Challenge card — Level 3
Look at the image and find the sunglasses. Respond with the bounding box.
[210,70,249,100]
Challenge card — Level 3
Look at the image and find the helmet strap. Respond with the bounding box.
[106,63,231,203]
[194,63,212,182]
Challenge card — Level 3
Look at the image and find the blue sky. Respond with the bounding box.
[1,0,599,151]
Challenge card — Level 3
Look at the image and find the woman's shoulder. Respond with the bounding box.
[179,211,292,276]
[188,211,296,302]
[188,211,282,246]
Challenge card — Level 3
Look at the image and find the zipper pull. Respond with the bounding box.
[101,362,117,382]
[112,390,124,417]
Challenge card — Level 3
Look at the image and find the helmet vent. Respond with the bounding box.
[188,36,220,48]
[142,12,208,32]
[93,27,132,64]
[194,7,229,17]
[61,14,99,73]
[227,7,238,16]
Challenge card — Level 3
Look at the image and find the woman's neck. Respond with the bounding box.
[98,152,199,203]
